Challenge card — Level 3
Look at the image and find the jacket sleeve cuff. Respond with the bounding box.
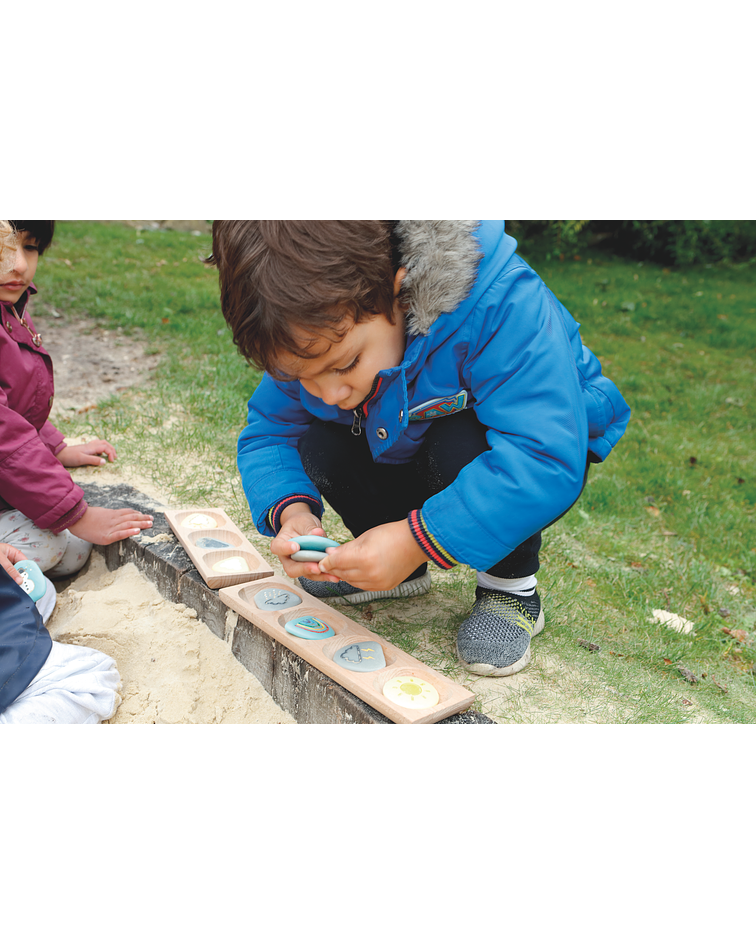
[267,495,323,534]
[407,509,460,570]
[48,499,88,536]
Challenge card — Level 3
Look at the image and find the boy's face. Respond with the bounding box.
[277,311,407,412]
[0,231,39,305]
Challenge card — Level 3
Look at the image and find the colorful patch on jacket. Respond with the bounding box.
[408,390,468,422]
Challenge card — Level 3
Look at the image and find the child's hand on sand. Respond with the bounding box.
[68,506,153,545]
[318,520,428,591]
[271,503,340,582]
[57,439,118,467]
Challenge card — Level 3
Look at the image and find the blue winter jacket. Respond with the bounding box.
[237,221,631,572]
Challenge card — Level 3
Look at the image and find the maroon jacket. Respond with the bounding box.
[0,285,87,532]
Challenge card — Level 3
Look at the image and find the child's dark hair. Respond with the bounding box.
[9,221,55,255]
[210,221,398,378]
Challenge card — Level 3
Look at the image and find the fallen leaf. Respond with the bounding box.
[719,607,731,618]
[722,626,748,644]
[663,658,672,665]
[682,698,693,706]
[645,506,661,516]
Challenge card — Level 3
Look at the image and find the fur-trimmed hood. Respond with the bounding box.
[394,221,483,336]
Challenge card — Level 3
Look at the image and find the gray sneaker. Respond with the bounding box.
[298,570,431,605]
[456,588,544,676]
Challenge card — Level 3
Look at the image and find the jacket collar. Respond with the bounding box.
[395,221,483,336]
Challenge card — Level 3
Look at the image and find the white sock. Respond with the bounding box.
[476,572,537,595]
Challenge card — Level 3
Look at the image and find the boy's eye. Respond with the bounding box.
[333,356,360,376]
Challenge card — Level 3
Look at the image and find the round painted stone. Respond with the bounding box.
[183,513,218,529]
[382,676,439,709]
[284,615,335,640]
[333,641,386,673]
[254,588,302,611]
[211,556,249,574]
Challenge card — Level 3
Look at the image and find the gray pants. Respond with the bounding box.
[0,509,93,578]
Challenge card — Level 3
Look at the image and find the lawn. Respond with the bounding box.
[36,221,756,723]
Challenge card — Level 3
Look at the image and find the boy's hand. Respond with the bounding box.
[318,520,428,591]
[271,503,340,583]
[0,542,28,584]
[57,439,118,467]
[68,506,153,545]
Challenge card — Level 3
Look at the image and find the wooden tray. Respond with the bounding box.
[164,508,274,589]
[220,576,476,725]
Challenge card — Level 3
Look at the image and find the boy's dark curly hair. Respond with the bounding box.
[209,221,398,378]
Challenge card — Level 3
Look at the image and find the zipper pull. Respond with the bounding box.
[351,407,363,436]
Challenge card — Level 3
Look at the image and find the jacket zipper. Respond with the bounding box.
[351,375,382,436]
[351,406,364,436]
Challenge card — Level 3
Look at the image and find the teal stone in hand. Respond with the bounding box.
[291,534,340,563]
[16,560,46,603]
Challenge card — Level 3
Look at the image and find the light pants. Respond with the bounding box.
[0,509,93,578]
[0,642,122,724]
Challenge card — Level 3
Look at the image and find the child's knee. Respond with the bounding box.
[45,532,93,579]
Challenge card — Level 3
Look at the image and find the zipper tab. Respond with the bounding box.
[351,407,363,436]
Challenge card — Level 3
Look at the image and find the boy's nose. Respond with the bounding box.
[13,247,27,275]
[309,379,349,406]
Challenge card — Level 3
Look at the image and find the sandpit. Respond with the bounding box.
[47,554,295,724]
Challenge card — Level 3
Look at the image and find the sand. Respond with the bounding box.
[47,554,295,724]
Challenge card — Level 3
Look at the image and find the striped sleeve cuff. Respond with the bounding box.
[267,495,323,534]
[407,509,460,570]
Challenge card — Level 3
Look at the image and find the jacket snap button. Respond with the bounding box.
[376,427,388,439]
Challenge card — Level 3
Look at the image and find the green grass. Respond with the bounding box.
[37,222,756,723]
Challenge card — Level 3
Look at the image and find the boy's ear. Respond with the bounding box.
[393,266,407,298]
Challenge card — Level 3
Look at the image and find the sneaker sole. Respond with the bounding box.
[301,571,432,605]
[456,607,545,677]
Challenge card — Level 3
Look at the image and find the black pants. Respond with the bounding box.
[298,409,589,580]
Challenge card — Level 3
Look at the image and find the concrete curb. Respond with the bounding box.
[81,483,494,725]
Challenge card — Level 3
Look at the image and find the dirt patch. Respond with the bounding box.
[27,299,161,415]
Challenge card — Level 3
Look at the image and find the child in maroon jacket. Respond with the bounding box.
[0,221,153,584]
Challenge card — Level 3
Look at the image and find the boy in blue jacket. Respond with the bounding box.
[211,221,630,676]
